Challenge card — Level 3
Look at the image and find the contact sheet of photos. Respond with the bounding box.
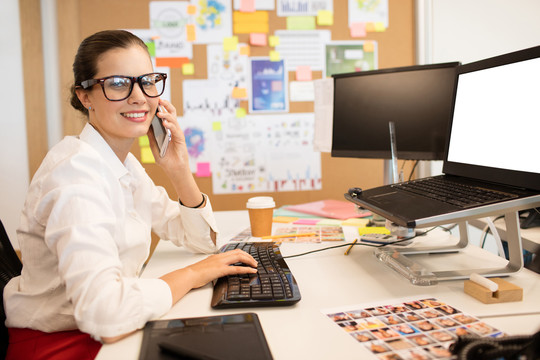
[323,297,504,359]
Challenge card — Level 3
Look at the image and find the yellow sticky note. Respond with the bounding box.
[235,107,246,118]
[269,35,280,47]
[140,147,155,164]
[269,50,280,61]
[186,24,196,42]
[231,87,248,99]
[365,22,376,32]
[182,63,195,75]
[317,10,333,26]
[187,4,197,15]
[286,16,316,30]
[272,216,299,223]
[375,22,386,32]
[212,121,222,131]
[341,218,370,227]
[239,45,250,56]
[358,227,390,235]
[363,41,375,52]
[223,36,238,51]
[138,135,149,147]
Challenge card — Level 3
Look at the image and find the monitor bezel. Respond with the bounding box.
[442,45,540,191]
[331,62,460,161]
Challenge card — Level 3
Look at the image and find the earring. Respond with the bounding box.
[88,106,92,111]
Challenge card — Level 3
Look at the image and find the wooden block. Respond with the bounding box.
[464,277,523,304]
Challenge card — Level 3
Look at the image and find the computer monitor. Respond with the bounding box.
[331,62,460,161]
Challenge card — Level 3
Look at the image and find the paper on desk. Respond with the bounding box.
[313,78,333,152]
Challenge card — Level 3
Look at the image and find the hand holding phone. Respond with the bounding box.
[150,106,171,158]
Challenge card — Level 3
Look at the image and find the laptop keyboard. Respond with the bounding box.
[211,242,301,309]
[393,177,517,208]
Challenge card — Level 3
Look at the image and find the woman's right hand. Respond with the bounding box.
[160,249,258,304]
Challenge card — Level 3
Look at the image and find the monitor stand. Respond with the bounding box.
[373,211,524,285]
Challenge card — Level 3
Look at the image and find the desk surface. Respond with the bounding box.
[97,211,540,360]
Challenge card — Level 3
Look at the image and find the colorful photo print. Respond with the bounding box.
[323,297,504,360]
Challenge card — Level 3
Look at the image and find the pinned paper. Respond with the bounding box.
[182,63,195,75]
[317,10,333,26]
[363,41,375,52]
[269,35,280,47]
[295,65,312,81]
[235,107,247,118]
[239,45,250,56]
[231,87,248,99]
[187,4,197,15]
[249,33,267,46]
[196,162,211,177]
[269,50,280,61]
[350,22,367,38]
[286,16,316,30]
[186,24,196,42]
[240,0,255,12]
[140,147,155,164]
[223,36,239,51]
[138,135,150,147]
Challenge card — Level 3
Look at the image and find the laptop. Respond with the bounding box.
[345,45,540,228]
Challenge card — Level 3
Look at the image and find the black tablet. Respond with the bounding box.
[138,312,273,360]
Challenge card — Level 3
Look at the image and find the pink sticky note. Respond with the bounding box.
[293,219,321,225]
[196,162,211,177]
[296,65,312,81]
[249,33,267,46]
[271,80,282,91]
[350,22,367,38]
[240,0,255,12]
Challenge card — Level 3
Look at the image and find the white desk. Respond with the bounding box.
[96,211,540,359]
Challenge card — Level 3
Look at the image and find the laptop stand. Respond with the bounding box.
[374,211,524,285]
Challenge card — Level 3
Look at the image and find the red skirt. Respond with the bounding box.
[6,327,102,360]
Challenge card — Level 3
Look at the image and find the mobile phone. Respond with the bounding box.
[150,107,171,158]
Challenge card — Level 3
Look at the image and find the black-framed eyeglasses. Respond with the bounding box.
[78,72,167,101]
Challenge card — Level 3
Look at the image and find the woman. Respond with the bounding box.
[4,29,257,359]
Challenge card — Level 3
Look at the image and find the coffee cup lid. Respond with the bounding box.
[246,196,275,209]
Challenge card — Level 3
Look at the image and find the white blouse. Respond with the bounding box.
[4,123,219,340]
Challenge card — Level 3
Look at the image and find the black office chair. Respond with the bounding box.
[0,220,22,359]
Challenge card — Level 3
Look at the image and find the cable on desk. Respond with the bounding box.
[282,226,440,259]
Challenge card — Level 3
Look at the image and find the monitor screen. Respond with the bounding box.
[331,63,459,160]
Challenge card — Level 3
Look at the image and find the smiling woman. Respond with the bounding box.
[3,30,258,360]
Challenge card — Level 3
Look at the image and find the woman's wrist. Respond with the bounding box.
[179,193,205,208]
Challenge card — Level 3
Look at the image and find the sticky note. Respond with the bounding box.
[269,50,280,61]
[196,162,211,177]
[342,218,370,227]
[250,33,267,46]
[350,22,367,38]
[138,135,150,147]
[223,36,239,51]
[145,42,156,57]
[235,107,246,118]
[233,11,269,34]
[375,22,386,32]
[295,65,312,81]
[239,45,250,56]
[363,41,375,52]
[186,24,196,42]
[187,4,197,15]
[156,57,189,68]
[317,219,342,226]
[240,0,255,12]
[271,80,282,91]
[358,226,390,235]
[317,10,333,26]
[232,87,248,99]
[140,147,155,164]
[212,121,222,131]
[269,35,280,47]
[293,219,321,225]
[286,16,316,30]
[365,22,376,32]
[182,63,195,75]
[272,216,299,223]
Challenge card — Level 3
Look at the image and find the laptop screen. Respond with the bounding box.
[443,45,540,191]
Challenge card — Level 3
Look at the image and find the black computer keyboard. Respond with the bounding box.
[393,177,517,208]
[211,242,301,309]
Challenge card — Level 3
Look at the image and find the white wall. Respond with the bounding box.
[0,0,29,247]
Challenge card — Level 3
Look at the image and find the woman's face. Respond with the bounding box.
[79,45,158,153]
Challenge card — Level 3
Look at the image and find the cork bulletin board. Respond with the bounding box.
[56,0,416,211]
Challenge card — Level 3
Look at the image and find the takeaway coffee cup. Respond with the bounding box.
[246,196,275,237]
